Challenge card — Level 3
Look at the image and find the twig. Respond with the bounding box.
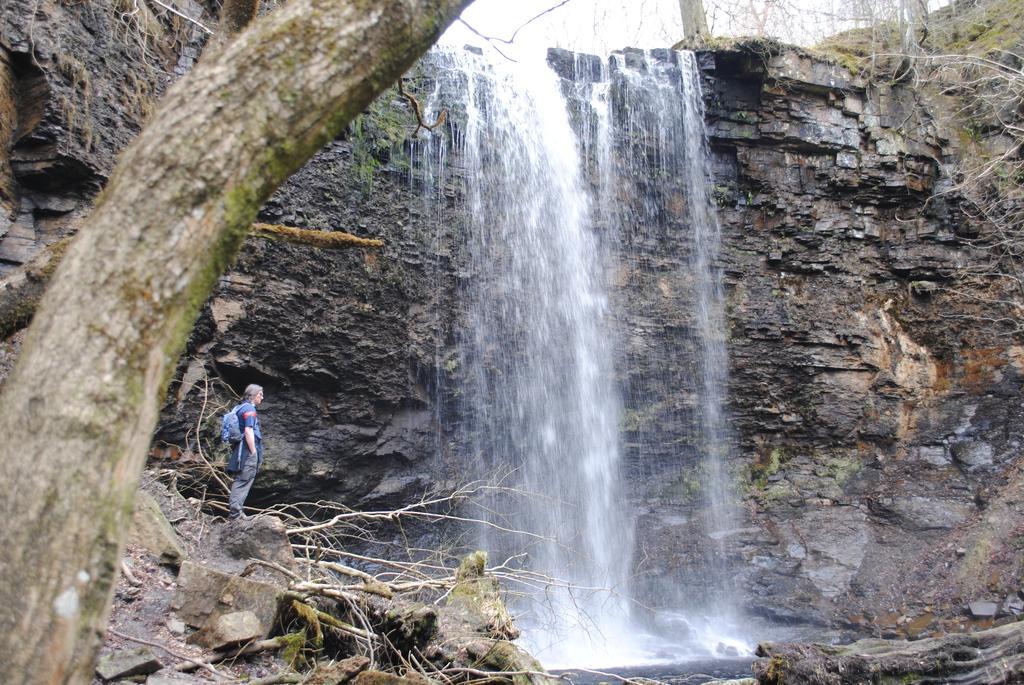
[148,0,214,34]
[243,558,302,582]
[398,79,447,137]
[120,560,141,586]
[462,0,575,46]
[176,636,289,673]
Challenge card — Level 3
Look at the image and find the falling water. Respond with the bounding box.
[593,47,742,626]
[409,44,747,668]
[417,46,638,667]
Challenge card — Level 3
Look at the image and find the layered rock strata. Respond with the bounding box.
[1,2,1020,635]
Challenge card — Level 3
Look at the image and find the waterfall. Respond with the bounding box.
[594,47,743,636]
[410,44,747,668]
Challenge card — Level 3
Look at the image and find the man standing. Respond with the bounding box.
[228,383,264,521]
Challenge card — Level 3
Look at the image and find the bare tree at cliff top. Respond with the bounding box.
[0,1,473,682]
[679,0,709,41]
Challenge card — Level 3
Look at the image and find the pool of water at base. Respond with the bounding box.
[553,658,755,685]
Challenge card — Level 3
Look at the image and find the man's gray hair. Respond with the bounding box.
[243,384,263,401]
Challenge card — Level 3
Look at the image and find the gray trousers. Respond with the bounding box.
[228,443,262,519]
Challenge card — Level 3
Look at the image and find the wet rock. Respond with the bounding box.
[94,647,162,681]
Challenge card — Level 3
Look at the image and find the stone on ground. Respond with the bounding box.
[969,600,999,618]
[218,514,297,573]
[305,655,370,684]
[131,490,186,566]
[171,560,281,636]
[94,647,163,681]
[192,609,262,649]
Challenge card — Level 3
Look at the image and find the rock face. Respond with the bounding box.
[0,0,206,271]
[152,42,1024,631]
[2,0,1021,639]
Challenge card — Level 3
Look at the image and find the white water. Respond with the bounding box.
[410,45,749,668]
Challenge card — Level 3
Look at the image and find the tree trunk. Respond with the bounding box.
[754,621,1024,684]
[678,0,709,43]
[0,0,472,682]
[900,0,928,54]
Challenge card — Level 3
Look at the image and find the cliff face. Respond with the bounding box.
[0,0,207,270]
[627,46,1024,631]
[3,2,1021,637]
[166,43,1021,632]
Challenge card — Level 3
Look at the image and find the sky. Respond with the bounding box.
[442,0,688,60]
[442,0,955,61]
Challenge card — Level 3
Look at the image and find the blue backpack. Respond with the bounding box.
[220,404,244,444]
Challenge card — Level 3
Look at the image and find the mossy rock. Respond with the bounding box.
[383,603,438,653]
[448,551,519,640]
[464,639,558,685]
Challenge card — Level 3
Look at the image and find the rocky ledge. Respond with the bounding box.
[95,470,553,685]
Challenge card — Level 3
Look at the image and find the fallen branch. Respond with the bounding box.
[250,223,384,249]
[107,628,230,680]
[397,79,447,136]
[249,673,303,685]
[176,636,290,673]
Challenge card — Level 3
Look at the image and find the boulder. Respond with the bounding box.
[382,604,438,653]
[217,515,297,574]
[191,610,262,649]
[461,639,553,685]
[130,491,186,566]
[171,561,282,637]
[94,647,163,681]
[878,496,975,531]
[951,441,995,470]
[447,551,519,640]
